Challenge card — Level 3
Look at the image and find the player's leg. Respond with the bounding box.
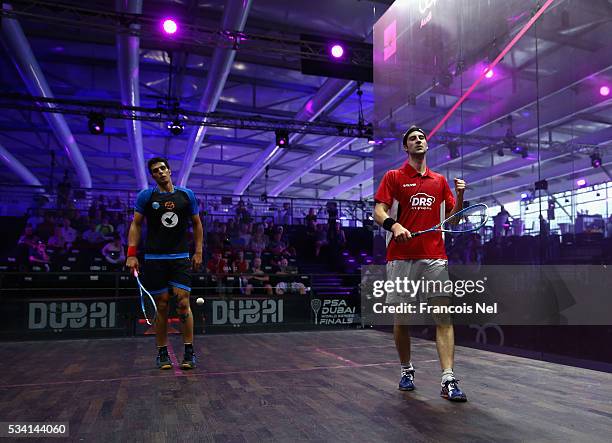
[154,291,172,369]
[173,287,194,344]
[387,260,416,391]
[155,291,171,347]
[424,259,467,402]
[142,259,173,369]
[169,258,196,369]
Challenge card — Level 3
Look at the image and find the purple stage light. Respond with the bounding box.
[600,86,610,97]
[576,178,586,187]
[162,19,178,35]
[484,68,494,79]
[330,44,344,58]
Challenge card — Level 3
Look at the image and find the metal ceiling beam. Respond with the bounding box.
[1,3,92,188]
[179,0,253,187]
[33,52,319,94]
[116,0,147,190]
[269,137,359,197]
[234,78,355,195]
[0,141,44,189]
[468,127,612,201]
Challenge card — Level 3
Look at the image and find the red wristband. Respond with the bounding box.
[127,246,138,257]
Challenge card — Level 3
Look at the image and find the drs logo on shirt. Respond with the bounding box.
[161,211,179,228]
[410,193,435,209]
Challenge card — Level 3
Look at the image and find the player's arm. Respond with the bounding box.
[191,214,203,270]
[374,202,411,243]
[445,178,466,223]
[126,212,143,274]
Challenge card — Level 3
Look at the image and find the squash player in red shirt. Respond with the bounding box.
[374,126,467,402]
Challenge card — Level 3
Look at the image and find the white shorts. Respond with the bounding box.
[385,259,450,304]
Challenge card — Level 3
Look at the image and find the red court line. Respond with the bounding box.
[166,342,185,377]
[0,361,398,391]
[315,347,359,366]
[428,0,556,138]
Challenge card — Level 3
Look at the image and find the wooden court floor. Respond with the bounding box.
[1,329,611,442]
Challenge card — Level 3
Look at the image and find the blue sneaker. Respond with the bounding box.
[180,350,196,370]
[156,352,172,370]
[441,378,467,402]
[398,368,415,391]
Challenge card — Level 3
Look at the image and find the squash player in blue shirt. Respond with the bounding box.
[126,157,203,369]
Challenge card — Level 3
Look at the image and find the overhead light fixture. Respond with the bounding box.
[162,18,178,35]
[275,129,289,148]
[576,178,587,188]
[330,44,345,59]
[88,113,104,135]
[167,118,184,136]
[600,86,610,97]
[590,151,602,168]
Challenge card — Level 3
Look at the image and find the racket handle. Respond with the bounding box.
[133,269,139,278]
[411,231,424,238]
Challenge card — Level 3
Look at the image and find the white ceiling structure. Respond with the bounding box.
[0,0,611,205]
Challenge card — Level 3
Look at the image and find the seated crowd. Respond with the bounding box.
[7,198,350,296]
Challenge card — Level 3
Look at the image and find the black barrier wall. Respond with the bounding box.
[0,272,362,340]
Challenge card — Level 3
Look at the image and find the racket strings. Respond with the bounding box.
[444,208,488,232]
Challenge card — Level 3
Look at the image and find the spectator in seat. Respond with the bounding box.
[274,257,305,295]
[268,228,288,255]
[208,223,230,252]
[330,223,347,249]
[29,242,51,271]
[96,216,115,240]
[18,224,39,250]
[61,218,78,249]
[26,208,44,231]
[231,249,250,274]
[47,225,67,254]
[304,208,317,225]
[207,251,229,296]
[248,224,268,254]
[232,249,250,293]
[102,233,125,268]
[245,257,272,296]
[83,221,105,246]
[36,212,56,242]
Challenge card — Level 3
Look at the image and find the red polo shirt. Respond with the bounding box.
[375,161,455,260]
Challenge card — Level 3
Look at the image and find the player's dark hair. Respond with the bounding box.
[402,126,427,148]
[147,157,170,174]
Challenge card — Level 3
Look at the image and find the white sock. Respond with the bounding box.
[401,362,414,373]
[441,368,454,385]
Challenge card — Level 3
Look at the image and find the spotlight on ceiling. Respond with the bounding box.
[600,86,610,97]
[330,44,345,59]
[88,113,104,135]
[162,18,178,35]
[167,119,184,136]
[275,129,289,147]
[590,151,602,168]
[576,178,587,188]
[484,68,494,79]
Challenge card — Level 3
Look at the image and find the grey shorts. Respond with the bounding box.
[385,259,450,304]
